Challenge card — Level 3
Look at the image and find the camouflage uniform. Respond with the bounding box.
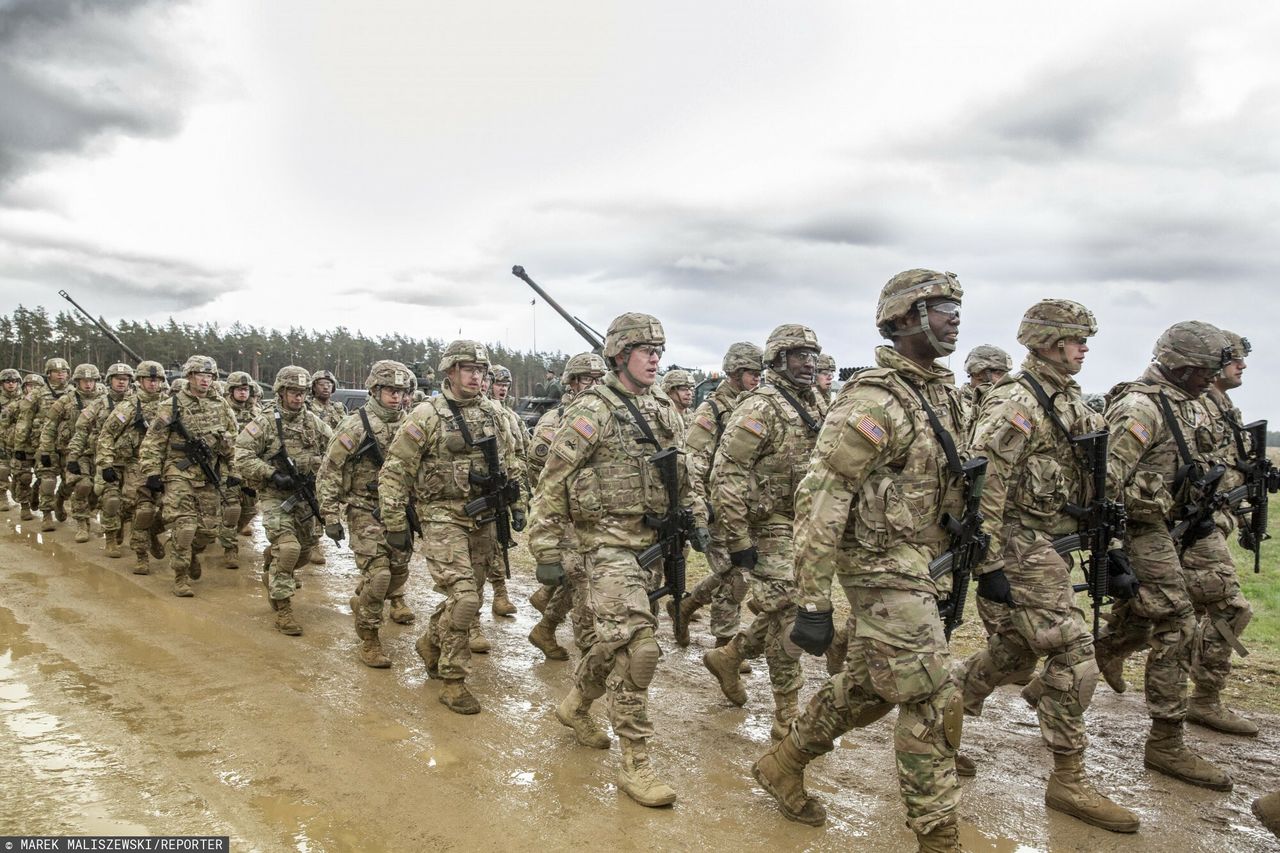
[317,360,413,667]
[0,368,25,511]
[1095,321,1235,791]
[660,369,695,429]
[704,325,824,739]
[815,353,837,406]
[307,370,347,429]
[7,374,46,517]
[223,372,262,542]
[66,364,133,545]
[234,366,332,633]
[475,364,529,621]
[530,313,704,808]
[96,362,168,574]
[959,344,1012,429]
[39,364,104,536]
[14,358,72,525]
[139,356,237,597]
[378,341,525,714]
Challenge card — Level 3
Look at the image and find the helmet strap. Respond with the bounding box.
[896,301,956,357]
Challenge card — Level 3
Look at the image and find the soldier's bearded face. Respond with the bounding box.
[111,376,130,393]
[281,388,305,410]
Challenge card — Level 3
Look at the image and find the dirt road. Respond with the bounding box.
[2,518,1277,851]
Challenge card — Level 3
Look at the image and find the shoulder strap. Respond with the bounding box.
[442,397,475,447]
[770,383,820,434]
[169,394,179,429]
[599,385,660,447]
[1019,372,1075,444]
[1155,392,1196,468]
[274,408,287,451]
[1206,393,1247,459]
[903,380,963,476]
[707,399,727,442]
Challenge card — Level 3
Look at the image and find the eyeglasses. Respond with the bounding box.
[927,301,961,317]
[632,345,664,359]
[788,350,819,365]
[457,364,488,375]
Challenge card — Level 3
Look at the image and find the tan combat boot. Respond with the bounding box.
[131,552,150,575]
[309,547,325,565]
[388,595,415,624]
[915,822,961,852]
[1094,642,1127,693]
[74,518,90,543]
[223,546,239,569]
[188,555,202,580]
[275,598,303,636]
[55,492,67,521]
[618,738,676,807]
[771,690,799,741]
[752,733,826,825]
[703,636,748,706]
[529,584,552,614]
[1144,719,1232,790]
[554,687,611,749]
[469,624,491,654]
[173,568,194,598]
[357,625,392,669]
[667,597,700,647]
[149,531,166,560]
[1045,751,1139,832]
[529,619,570,661]
[41,511,57,532]
[21,505,34,520]
[713,635,752,674]
[415,628,440,678]
[491,582,517,617]
[1254,791,1280,838]
[105,533,122,559]
[955,753,977,778]
[439,679,480,715]
[1188,686,1259,737]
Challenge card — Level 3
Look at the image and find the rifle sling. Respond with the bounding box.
[608,387,660,447]
[356,407,384,464]
[443,396,476,447]
[1155,392,1201,498]
[1019,372,1075,445]
[904,382,963,476]
[1205,392,1248,461]
[771,383,821,435]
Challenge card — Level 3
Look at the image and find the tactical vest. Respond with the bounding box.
[736,383,822,524]
[415,395,503,503]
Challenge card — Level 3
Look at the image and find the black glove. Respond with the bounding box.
[790,608,835,656]
[225,476,241,488]
[39,454,51,468]
[536,562,566,585]
[977,568,1016,605]
[101,467,118,484]
[1107,549,1140,600]
[385,529,412,552]
[270,471,296,491]
[145,474,165,494]
[690,526,711,553]
[13,451,25,461]
[66,460,81,475]
[325,522,345,544]
[729,546,758,571]
[511,508,526,532]
[242,486,256,498]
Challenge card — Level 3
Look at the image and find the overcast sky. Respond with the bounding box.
[1,1,1278,417]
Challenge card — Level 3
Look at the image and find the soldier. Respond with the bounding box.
[752,269,967,849]
[234,366,332,633]
[815,353,836,404]
[479,364,528,619]
[39,363,104,537]
[1094,322,1235,790]
[97,361,169,573]
[65,363,133,548]
[223,371,262,538]
[378,340,526,715]
[317,360,413,667]
[139,356,237,597]
[951,300,1139,832]
[529,313,708,808]
[660,369,695,427]
[0,367,23,511]
[525,352,608,662]
[960,344,1012,428]
[14,357,72,527]
[670,342,764,654]
[1182,329,1258,736]
[703,324,825,741]
[308,369,346,429]
[8,373,46,519]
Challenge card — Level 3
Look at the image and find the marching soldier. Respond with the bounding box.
[223,371,262,540]
[308,369,346,429]
[65,363,133,548]
[0,368,24,511]
[14,358,71,528]
[39,363,104,538]
[960,344,1012,428]
[478,364,528,619]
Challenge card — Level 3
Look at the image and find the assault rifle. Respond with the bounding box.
[640,447,696,636]
[169,398,223,498]
[271,411,323,524]
[1051,431,1126,639]
[1168,462,1228,554]
[355,410,422,540]
[1234,420,1280,573]
[464,435,519,578]
[928,456,990,641]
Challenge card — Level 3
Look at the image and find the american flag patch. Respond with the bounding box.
[338,433,355,451]
[695,414,715,433]
[571,416,595,439]
[1128,420,1151,445]
[1010,411,1033,436]
[742,417,766,437]
[115,410,128,424]
[404,421,425,443]
[855,414,886,446]
[246,421,259,436]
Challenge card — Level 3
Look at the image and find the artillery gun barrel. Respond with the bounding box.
[58,289,145,363]
[511,265,604,353]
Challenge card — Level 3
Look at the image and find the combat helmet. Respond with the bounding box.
[170,378,188,394]
[311,369,337,390]
[1220,330,1251,360]
[875,269,963,355]
[105,362,135,382]
[181,355,217,376]
[816,353,836,373]
[602,313,665,360]
[661,369,694,393]
[1016,300,1097,350]
[0,368,21,383]
[490,365,513,384]
[365,360,413,393]
[135,361,165,380]
[23,373,43,387]
[438,340,490,373]
[44,357,71,374]
[226,370,255,391]
[273,365,311,394]
[964,345,1013,376]
[1153,322,1232,371]
[722,342,764,375]
[72,363,101,382]
[562,352,607,384]
[763,324,821,364]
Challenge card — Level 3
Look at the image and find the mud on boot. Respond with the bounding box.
[618,739,676,807]
[1143,719,1232,791]
[703,638,748,706]
[955,752,977,778]
[1045,751,1139,833]
[469,624,491,654]
[1254,791,1280,838]
[714,635,752,673]
[1094,643,1127,694]
[173,573,194,598]
[40,511,56,532]
[668,597,700,647]
[275,599,303,636]
[529,584,551,615]
[439,679,480,715]
[529,619,570,661]
[74,519,90,543]
[915,822,961,852]
[131,552,150,575]
[415,629,440,678]
[223,546,240,569]
[491,584,517,617]
[752,734,825,826]
[357,625,392,669]
[388,595,415,625]
[1187,689,1259,737]
[554,687,611,749]
[104,534,122,559]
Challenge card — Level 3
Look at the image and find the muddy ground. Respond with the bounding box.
[1,516,1277,852]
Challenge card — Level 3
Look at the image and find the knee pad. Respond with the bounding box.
[1034,644,1099,713]
[102,494,122,521]
[626,628,661,689]
[365,566,392,601]
[274,538,302,572]
[39,477,55,498]
[73,477,93,500]
[943,690,963,750]
[134,502,156,530]
[173,526,196,550]
[451,590,480,630]
[222,501,241,528]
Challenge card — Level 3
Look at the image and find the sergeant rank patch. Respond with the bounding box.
[1010,411,1033,436]
[854,414,885,446]
[1128,420,1151,445]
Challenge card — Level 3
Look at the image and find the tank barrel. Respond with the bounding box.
[511,265,604,353]
[58,289,145,364]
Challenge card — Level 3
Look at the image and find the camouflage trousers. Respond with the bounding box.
[575,545,663,742]
[36,456,70,513]
[1180,529,1252,694]
[122,466,163,557]
[161,479,222,577]
[419,521,495,680]
[349,506,411,632]
[686,541,746,640]
[1095,521,1195,721]
[10,456,34,509]
[791,582,960,836]
[0,454,11,502]
[260,495,319,600]
[216,481,249,550]
[95,468,133,534]
[955,527,1098,754]
[66,468,98,522]
[471,522,511,606]
[541,545,593,651]
[732,525,802,694]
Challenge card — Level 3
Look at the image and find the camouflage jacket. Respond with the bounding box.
[226,396,261,429]
[1104,363,1216,525]
[527,393,575,487]
[684,379,744,541]
[317,397,403,518]
[958,382,995,433]
[0,388,23,453]
[12,382,68,453]
[308,397,347,430]
[527,372,700,564]
[96,389,165,471]
[793,346,969,603]
[970,354,1104,560]
[378,386,525,533]
[233,404,332,498]
[139,389,238,484]
[65,388,130,468]
[1201,385,1247,492]
[39,387,104,459]
[711,369,824,552]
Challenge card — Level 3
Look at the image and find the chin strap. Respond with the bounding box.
[890,302,954,357]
